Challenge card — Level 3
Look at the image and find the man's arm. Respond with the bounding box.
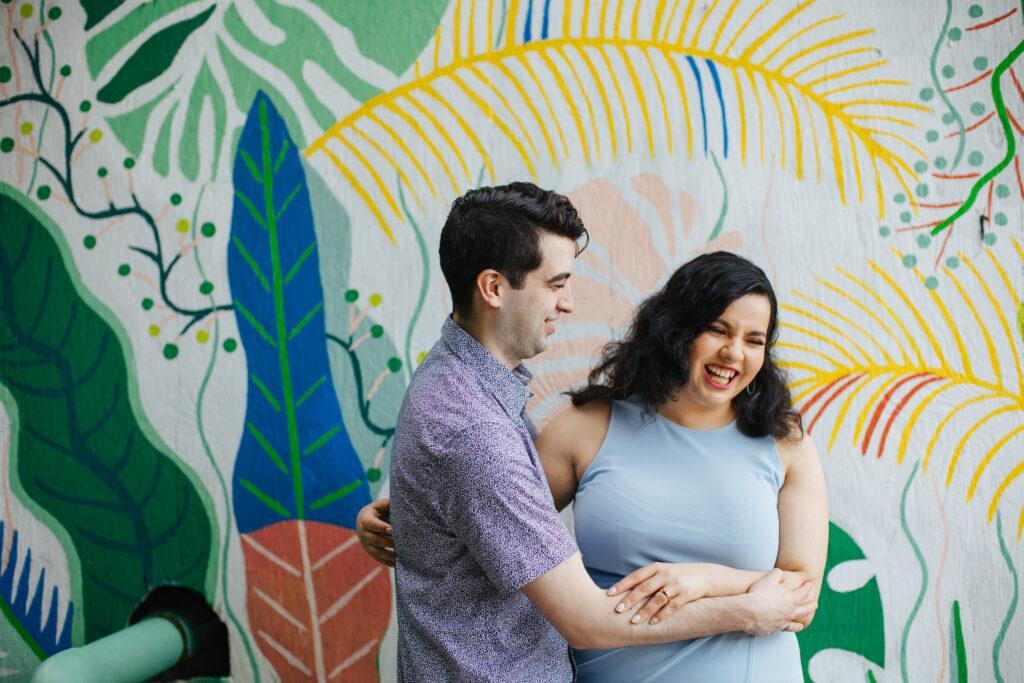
[520,553,814,650]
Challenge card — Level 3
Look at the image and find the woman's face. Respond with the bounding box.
[679,293,772,416]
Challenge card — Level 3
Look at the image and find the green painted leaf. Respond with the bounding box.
[0,184,217,643]
[86,0,203,78]
[79,0,126,31]
[797,523,885,681]
[97,5,215,104]
[89,0,446,181]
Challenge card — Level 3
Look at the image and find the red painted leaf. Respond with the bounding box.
[242,520,391,681]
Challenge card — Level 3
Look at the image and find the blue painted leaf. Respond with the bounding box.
[229,92,370,534]
[0,522,74,658]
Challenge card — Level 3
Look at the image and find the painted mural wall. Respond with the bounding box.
[1,0,1022,680]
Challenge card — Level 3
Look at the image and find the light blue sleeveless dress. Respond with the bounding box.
[572,397,801,682]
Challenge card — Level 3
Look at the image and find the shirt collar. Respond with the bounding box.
[441,317,534,419]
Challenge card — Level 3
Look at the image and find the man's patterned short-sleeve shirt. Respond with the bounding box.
[390,318,578,682]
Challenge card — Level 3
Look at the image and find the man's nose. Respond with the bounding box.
[558,282,574,314]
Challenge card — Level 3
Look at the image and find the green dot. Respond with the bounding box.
[995,184,1010,198]
[36,185,50,200]
[369,293,382,306]
[925,276,939,290]
[948,27,962,40]
[79,100,91,112]
[894,193,906,204]
[941,65,955,78]
[0,66,10,83]
[916,183,929,198]
[974,56,988,71]
[84,235,97,249]
[916,233,931,248]
[201,222,216,237]
[970,102,985,116]
[163,343,179,360]
[914,161,928,174]
[47,6,60,19]
[142,297,154,310]
[223,338,238,352]
[59,64,70,77]
[371,324,384,338]
[0,137,14,153]
[900,211,912,223]
[89,129,103,143]
[367,468,382,483]
[879,226,891,237]
[926,130,939,143]
[97,167,107,177]
[345,289,359,302]
[968,150,983,167]
[967,4,983,18]
[388,357,403,373]
[118,263,130,276]
[945,257,959,269]
[123,157,135,169]
[19,3,32,18]
[20,121,33,135]
[902,254,918,267]
[416,351,427,364]
[942,112,955,125]
[919,87,934,101]
[170,193,182,205]
[199,281,214,295]
[994,212,1007,226]
[934,156,948,169]
[984,233,997,246]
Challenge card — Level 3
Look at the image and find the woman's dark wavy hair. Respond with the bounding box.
[569,251,800,439]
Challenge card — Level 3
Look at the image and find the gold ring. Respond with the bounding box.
[657,588,672,600]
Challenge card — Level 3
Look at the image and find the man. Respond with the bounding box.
[361,182,813,681]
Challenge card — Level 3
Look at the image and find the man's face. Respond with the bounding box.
[494,233,576,366]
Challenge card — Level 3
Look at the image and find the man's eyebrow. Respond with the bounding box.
[547,272,571,284]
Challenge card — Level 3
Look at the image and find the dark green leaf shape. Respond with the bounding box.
[797,522,885,681]
[0,184,216,643]
[79,0,126,31]
[951,600,967,682]
[96,4,215,104]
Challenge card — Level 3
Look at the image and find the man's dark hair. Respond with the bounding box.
[569,251,800,440]
[439,182,588,316]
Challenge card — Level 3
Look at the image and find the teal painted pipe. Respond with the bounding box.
[30,616,187,683]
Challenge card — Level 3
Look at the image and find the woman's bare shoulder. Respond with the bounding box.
[538,400,612,454]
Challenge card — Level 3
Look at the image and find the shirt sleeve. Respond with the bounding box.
[436,420,578,593]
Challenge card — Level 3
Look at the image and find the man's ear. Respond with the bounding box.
[475,269,504,310]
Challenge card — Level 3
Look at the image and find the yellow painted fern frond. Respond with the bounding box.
[779,237,1024,537]
[307,0,924,243]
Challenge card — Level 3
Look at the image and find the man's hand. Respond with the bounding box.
[743,569,815,636]
[356,498,395,567]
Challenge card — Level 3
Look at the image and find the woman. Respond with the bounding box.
[535,251,827,681]
[359,252,827,681]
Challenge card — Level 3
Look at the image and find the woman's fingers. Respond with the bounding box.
[628,589,674,625]
[607,565,657,597]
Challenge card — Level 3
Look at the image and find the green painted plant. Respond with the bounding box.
[0,184,217,643]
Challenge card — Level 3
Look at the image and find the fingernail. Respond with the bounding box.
[615,603,625,613]
[631,615,642,623]
[649,618,659,625]
[607,587,618,595]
